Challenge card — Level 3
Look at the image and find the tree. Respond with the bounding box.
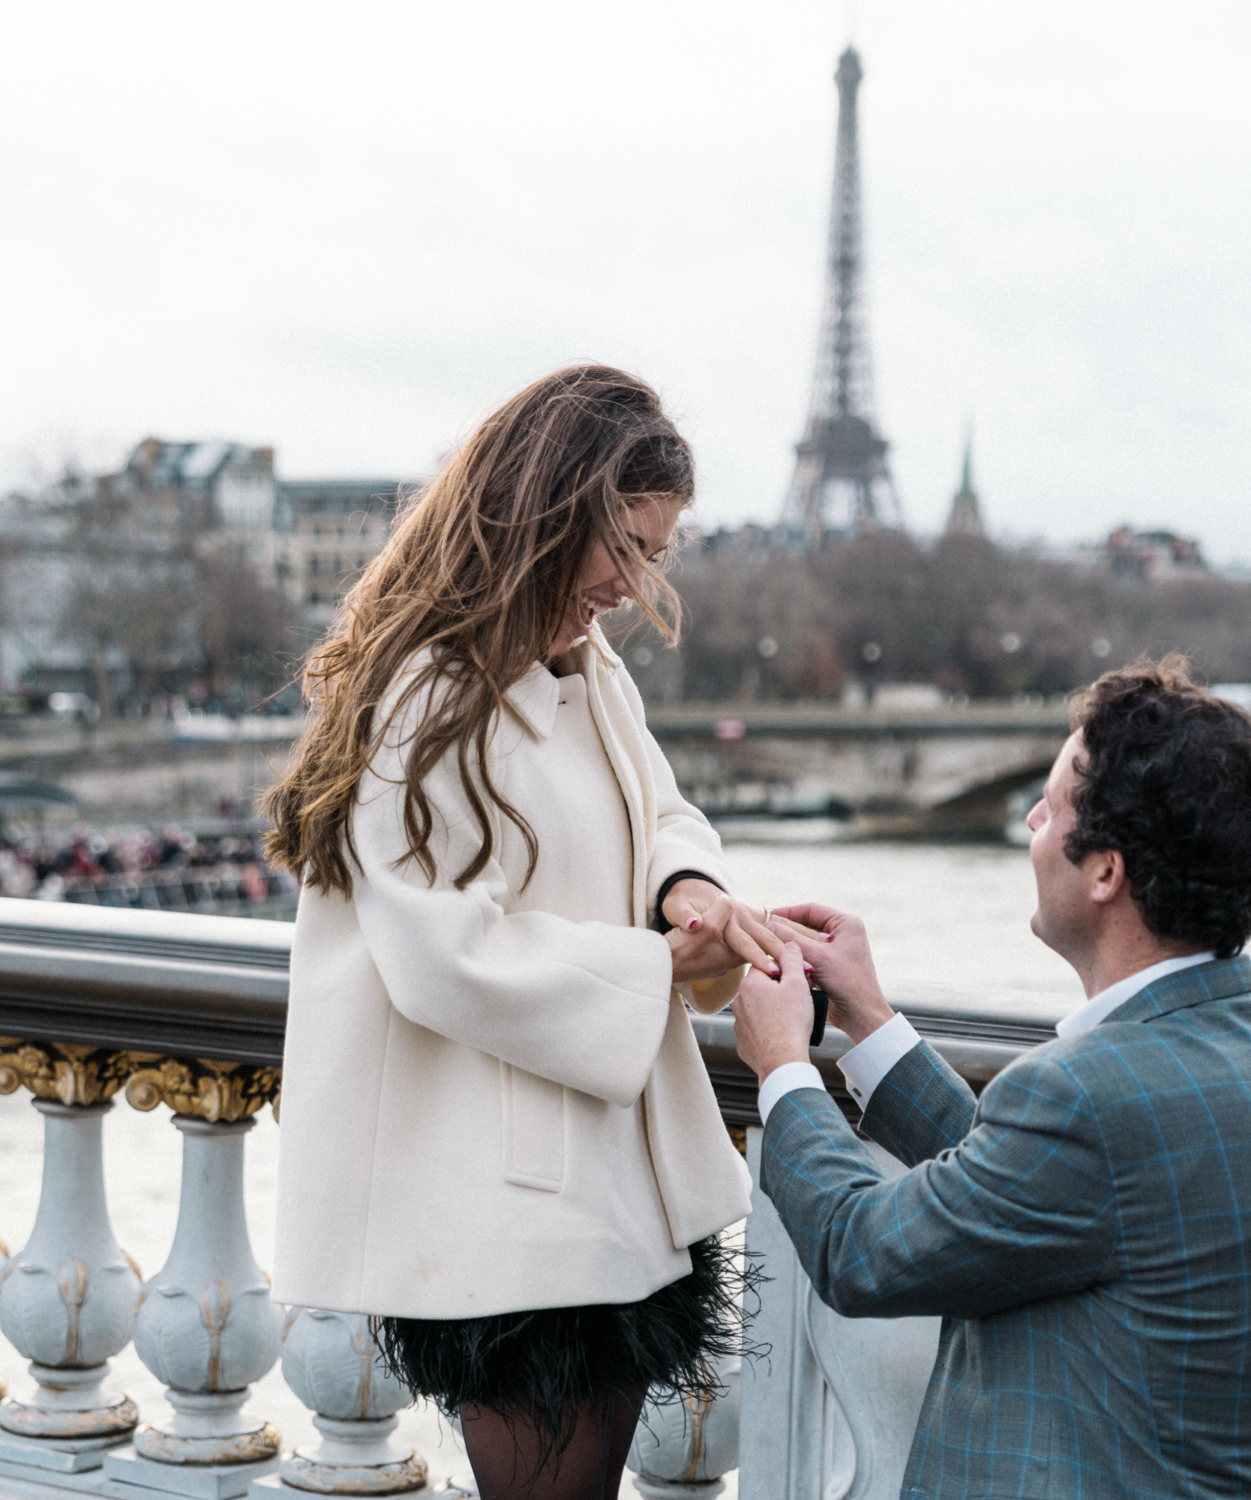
[626,530,1251,705]
[193,546,299,704]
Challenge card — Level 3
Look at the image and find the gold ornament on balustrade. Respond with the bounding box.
[124,1058,281,1123]
[0,1038,281,1121]
[0,1039,136,1107]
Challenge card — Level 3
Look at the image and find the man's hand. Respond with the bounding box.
[662,878,783,977]
[770,903,895,1046]
[732,942,814,1082]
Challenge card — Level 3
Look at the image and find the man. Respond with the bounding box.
[733,658,1251,1499]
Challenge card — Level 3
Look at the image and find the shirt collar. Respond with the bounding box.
[1055,951,1217,1037]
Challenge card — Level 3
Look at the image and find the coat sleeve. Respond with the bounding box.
[858,1040,977,1167]
[759,1045,1118,1321]
[349,702,673,1110]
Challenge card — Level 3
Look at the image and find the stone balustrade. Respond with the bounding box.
[0,900,1073,1500]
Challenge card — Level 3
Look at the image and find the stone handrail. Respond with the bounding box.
[0,899,1077,1500]
[694,977,1074,1129]
[0,898,1075,1108]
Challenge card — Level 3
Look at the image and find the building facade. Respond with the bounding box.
[0,439,409,705]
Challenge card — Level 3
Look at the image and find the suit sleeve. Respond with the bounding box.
[858,1040,977,1166]
[350,703,672,1109]
[760,1045,1118,1321]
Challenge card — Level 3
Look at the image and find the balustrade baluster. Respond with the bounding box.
[104,1111,285,1500]
[626,1354,741,1499]
[246,1307,426,1499]
[0,1093,142,1474]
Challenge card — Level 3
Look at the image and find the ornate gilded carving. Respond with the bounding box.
[124,1058,281,1123]
[0,1039,138,1107]
[0,1039,280,1121]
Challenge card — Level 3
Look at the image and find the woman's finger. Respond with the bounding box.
[734,907,786,959]
[723,915,783,975]
[744,913,788,960]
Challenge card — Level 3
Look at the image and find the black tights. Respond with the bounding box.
[460,1390,646,1500]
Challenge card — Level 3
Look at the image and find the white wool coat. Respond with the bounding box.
[271,629,752,1319]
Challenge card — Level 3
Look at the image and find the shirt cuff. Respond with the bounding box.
[758,1060,826,1125]
[837,1012,921,1110]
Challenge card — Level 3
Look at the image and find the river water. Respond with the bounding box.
[0,837,1080,1495]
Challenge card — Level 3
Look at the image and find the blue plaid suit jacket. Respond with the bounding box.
[760,955,1251,1499]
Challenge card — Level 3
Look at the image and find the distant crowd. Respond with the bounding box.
[0,825,298,912]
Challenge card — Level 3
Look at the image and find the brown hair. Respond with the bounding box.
[1066,654,1251,959]
[264,365,694,895]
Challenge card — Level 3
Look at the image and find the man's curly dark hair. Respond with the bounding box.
[1066,654,1251,959]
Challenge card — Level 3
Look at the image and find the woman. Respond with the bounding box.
[266,367,783,1500]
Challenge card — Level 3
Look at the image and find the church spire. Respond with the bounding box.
[945,432,984,536]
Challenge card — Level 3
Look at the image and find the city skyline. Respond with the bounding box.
[2,1,1249,558]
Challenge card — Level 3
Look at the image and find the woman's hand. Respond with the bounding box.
[662,878,784,977]
[769,903,895,1045]
[666,924,747,984]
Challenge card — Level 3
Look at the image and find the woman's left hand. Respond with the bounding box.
[662,878,785,976]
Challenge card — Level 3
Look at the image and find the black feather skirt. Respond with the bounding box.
[372,1236,758,1451]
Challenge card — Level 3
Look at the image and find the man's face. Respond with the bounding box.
[1027,732,1091,958]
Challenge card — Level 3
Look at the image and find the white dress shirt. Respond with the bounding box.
[1053,952,1214,1036]
[756,951,1217,1126]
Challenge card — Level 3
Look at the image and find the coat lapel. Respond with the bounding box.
[581,631,651,927]
[567,629,751,1245]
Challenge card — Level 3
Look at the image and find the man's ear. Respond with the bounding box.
[1088,848,1127,906]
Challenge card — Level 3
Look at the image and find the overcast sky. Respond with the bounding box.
[3,1,1249,558]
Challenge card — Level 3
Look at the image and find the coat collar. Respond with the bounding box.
[503,663,561,741]
[502,624,622,741]
[1103,953,1251,1027]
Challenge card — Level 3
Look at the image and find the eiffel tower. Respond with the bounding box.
[783,46,901,543]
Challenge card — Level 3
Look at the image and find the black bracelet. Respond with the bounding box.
[653,870,726,934]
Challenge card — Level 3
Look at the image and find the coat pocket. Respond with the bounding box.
[499,1062,565,1192]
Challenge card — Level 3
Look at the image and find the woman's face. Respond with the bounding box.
[548,494,685,658]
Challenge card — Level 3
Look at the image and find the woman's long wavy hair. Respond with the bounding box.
[265,365,694,896]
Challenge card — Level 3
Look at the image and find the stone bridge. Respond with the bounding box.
[646,702,1070,837]
[0,703,1070,839]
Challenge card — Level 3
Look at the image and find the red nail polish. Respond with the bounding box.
[686,917,699,931]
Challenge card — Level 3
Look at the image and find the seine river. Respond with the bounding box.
[720,835,1080,997]
[0,837,1079,1495]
